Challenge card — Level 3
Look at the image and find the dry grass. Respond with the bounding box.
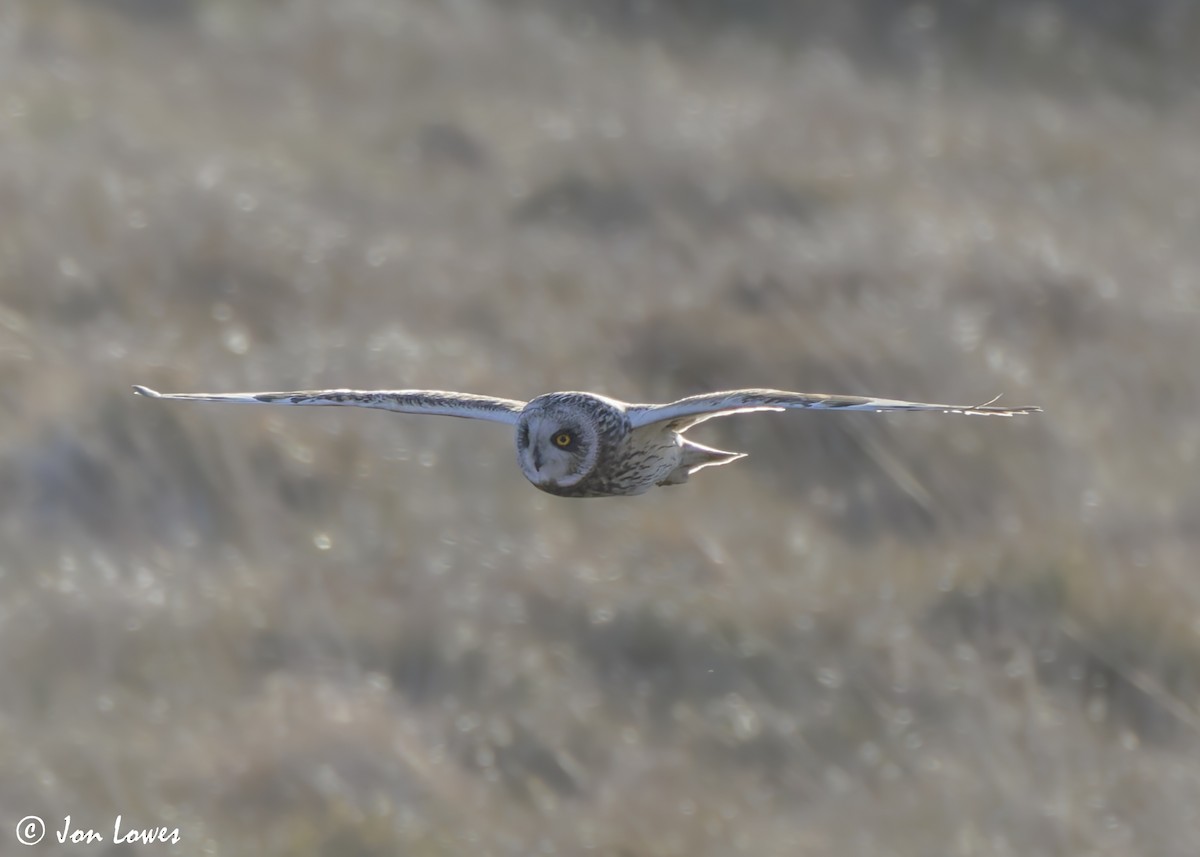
[3,1,1200,854]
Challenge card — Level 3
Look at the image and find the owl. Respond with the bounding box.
[133,384,1039,497]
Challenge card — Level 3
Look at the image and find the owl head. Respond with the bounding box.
[515,393,627,493]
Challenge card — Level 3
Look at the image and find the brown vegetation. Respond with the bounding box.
[3,1,1200,854]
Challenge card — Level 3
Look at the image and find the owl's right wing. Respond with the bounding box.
[627,389,1041,431]
[133,386,525,424]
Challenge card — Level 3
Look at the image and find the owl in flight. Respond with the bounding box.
[133,384,1039,498]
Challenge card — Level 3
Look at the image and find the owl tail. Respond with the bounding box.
[660,439,746,486]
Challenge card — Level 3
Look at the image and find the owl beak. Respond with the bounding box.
[531,446,543,472]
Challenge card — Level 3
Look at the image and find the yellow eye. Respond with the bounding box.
[553,432,573,448]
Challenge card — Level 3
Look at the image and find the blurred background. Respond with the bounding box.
[4,1,1200,854]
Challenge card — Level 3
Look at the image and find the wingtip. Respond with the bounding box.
[974,406,1043,416]
[132,384,161,398]
[967,394,1042,416]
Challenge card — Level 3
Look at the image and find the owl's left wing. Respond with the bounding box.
[133,386,526,424]
[627,389,1041,431]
